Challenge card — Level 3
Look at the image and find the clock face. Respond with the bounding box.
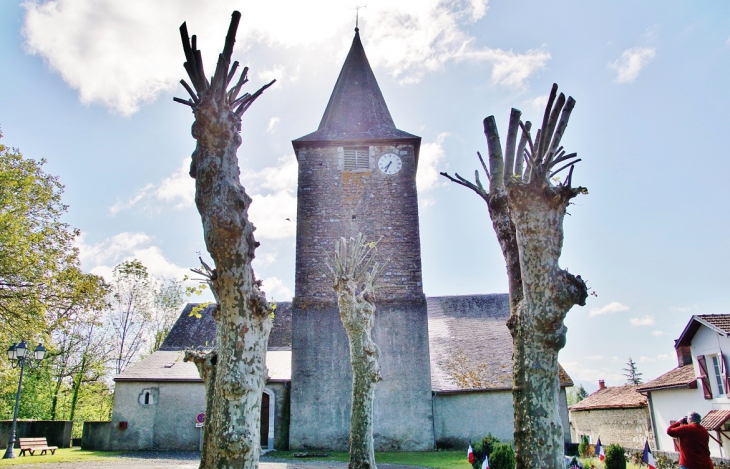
[378,153,402,175]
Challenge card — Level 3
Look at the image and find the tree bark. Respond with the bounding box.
[176,11,275,469]
[325,235,384,469]
[441,85,588,469]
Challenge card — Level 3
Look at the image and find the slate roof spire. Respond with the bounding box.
[293,28,418,143]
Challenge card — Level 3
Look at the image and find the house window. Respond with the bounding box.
[712,355,725,395]
[343,147,370,170]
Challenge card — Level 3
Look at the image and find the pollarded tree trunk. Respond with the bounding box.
[324,234,385,469]
[175,11,275,469]
[185,349,217,467]
[441,84,588,469]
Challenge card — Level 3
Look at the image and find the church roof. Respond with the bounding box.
[147,295,574,392]
[292,29,420,145]
[114,349,291,383]
[159,302,292,352]
[427,294,573,393]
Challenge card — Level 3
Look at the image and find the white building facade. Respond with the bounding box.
[639,315,730,458]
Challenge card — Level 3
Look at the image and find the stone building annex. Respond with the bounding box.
[84,27,574,452]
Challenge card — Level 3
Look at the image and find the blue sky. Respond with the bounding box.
[2,0,729,392]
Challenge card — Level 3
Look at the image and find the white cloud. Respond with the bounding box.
[652,330,665,337]
[671,304,699,314]
[561,361,624,387]
[155,160,195,208]
[109,158,194,214]
[527,94,548,111]
[109,154,298,240]
[261,277,293,301]
[23,0,548,115]
[585,355,604,361]
[242,154,298,240]
[639,354,672,363]
[76,231,189,281]
[589,301,629,317]
[109,183,154,214]
[417,133,448,192]
[630,315,656,326]
[267,117,280,133]
[608,47,656,84]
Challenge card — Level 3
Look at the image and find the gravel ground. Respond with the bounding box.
[4,451,427,469]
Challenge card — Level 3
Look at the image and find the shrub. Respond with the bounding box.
[578,435,593,458]
[471,434,501,469]
[490,442,515,469]
[604,443,626,469]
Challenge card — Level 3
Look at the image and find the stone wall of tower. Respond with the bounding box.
[294,142,424,301]
[289,141,434,451]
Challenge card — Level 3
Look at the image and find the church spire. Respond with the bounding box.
[293,28,418,143]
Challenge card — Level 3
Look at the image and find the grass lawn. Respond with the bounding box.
[0,448,123,466]
[263,450,470,469]
[578,457,644,469]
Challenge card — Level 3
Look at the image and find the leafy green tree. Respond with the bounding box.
[567,384,589,406]
[623,357,643,385]
[150,277,188,352]
[108,260,154,374]
[0,130,103,340]
[0,129,111,425]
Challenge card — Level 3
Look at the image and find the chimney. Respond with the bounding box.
[676,345,693,367]
[598,380,606,390]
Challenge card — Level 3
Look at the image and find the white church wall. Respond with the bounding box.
[434,390,514,447]
[434,388,571,448]
[109,381,205,451]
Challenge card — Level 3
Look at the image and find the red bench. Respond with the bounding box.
[18,437,58,456]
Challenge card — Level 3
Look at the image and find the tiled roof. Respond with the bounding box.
[115,350,291,382]
[569,385,647,411]
[701,409,730,430]
[697,315,730,334]
[427,294,573,392]
[159,302,292,351]
[292,30,420,146]
[636,365,697,392]
[676,314,730,347]
[152,294,574,392]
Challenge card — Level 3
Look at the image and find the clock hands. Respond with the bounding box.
[383,161,392,173]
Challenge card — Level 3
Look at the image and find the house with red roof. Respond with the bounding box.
[637,314,730,458]
[569,381,654,449]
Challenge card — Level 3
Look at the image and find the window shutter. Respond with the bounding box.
[343,147,369,170]
[697,355,713,399]
[722,352,730,394]
[669,420,680,451]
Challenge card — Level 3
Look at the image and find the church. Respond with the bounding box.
[83,27,573,452]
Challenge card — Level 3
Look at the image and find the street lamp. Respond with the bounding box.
[3,341,46,459]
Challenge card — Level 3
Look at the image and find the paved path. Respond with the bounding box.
[3,452,427,469]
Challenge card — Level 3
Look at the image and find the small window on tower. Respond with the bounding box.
[343,147,370,171]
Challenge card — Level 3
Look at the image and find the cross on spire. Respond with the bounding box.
[355,5,366,32]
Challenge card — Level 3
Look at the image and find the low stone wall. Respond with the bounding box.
[624,446,730,468]
[0,420,72,449]
[570,407,655,450]
[81,421,112,450]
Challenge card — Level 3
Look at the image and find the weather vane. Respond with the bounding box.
[354,5,367,31]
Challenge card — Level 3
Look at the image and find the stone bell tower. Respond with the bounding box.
[289,27,434,451]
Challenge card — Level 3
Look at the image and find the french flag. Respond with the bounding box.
[468,444,474,464]
[481,453,489,469]
[642,440,656,469]
[595,438,605,461]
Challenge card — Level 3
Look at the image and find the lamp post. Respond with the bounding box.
[3,340,46,459]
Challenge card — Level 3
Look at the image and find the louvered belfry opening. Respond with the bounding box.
[343,147,370,170]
